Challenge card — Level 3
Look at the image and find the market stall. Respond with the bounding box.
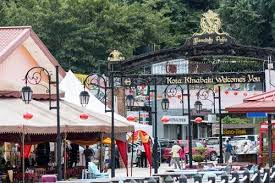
[226,90,275,167]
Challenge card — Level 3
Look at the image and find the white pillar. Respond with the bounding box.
[265,69,275,91]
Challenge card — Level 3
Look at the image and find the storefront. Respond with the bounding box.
[212,123,256,136]
[162,115,188,140]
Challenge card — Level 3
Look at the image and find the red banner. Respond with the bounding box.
[21,145,32,158]
[116,140,128,176]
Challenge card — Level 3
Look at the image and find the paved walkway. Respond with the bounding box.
[107,163,188,177]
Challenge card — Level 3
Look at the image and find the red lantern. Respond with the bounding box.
[161,116,169,123]
[233,91,238,96]
[23,112,33,120]
[243,92,248,97]
[194,117,202,124]
[127,115,136,122]
[80,113,89,120]
[177,94,182,99]
[224,91,229,95]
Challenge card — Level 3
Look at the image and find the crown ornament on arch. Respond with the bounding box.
[194,10,228,36]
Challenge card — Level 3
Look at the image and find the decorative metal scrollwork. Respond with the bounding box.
[196,87,215,104]
[122,77,152,87]
[24,67,52,93]
[83,74,108,103]
[163,85,185,103]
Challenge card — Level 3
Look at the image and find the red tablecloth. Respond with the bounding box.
[41,174,57,182]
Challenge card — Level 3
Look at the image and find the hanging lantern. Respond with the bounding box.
[224,91,229,95]
[161,116,169,123]
[233,91,238,96]
[177,94,182,99]
[23,112,33,120]
[161,98,170,111]
[194,100,203,113]
[80,113,89,120]
[79,91,90,106]
[127,115,136,122]
[194,117,203,124]
[243,92,248,97]
[21,86,33,104]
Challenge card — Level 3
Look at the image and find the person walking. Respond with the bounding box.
[115,145,120,168]
[139,144,147,168]
[225,140,233,163]
[170,142,182,169]
[84,145,94,169]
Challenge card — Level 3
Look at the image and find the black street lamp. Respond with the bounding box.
[79,91,90,106]
[194,100,203,113]
[21,86,33,104]
[123,77,159,173]
[81,50,124,178]
[161,97,169,111]
[162,84,192,167]
[196,86,223,163]
[21,66,62,180]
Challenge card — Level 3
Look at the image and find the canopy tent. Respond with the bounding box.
[0,98,134,143]
[225,90,275,167]
[225,90,275,113]
[60,70,152,136]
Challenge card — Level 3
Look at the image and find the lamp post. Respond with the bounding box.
[80,50,124,177]
[195,86,223,163]
[21,66,62,180]
[80,72,117,176]
[123,77,159,173]
[161,84,192,167]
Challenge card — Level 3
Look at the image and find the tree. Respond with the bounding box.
[1,0,172,74]
[219,0,275,47]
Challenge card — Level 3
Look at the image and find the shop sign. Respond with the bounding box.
[166,73,263,85]
[223,128,247,136]
[165,116,189,125]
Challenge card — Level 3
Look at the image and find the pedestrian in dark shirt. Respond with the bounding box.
[225,140,233,163]
[115,145,120,168]
[84,146,94,169]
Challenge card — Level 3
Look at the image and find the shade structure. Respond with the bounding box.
[226,90,275,113]
[0,98,134,142]
[60,70,152,133]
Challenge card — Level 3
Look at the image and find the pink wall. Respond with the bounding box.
[0,45,48,92]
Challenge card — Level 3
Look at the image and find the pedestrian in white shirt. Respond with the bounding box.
[170,142,182,169]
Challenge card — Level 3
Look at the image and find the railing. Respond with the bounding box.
[58,166,275,183]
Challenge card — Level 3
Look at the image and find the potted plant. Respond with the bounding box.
[193,146,208,168]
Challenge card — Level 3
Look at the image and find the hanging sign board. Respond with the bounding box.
[165,73,263,85]
[164,116,189,125]
[223,128,248,136]
[247,112,267,118]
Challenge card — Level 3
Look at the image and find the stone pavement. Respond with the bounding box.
[107,163,186,177]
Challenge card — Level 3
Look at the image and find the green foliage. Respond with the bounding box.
[193,146,207,162]
[0,0,172,74]
[0,0,274,73]
[222,115,248,124]
[195,146,207,155]
[219,0,275,47]
[192,154,205,162]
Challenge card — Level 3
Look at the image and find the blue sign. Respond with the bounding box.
[246,112,267,118]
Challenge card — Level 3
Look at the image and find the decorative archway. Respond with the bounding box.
[120,10,275,73]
